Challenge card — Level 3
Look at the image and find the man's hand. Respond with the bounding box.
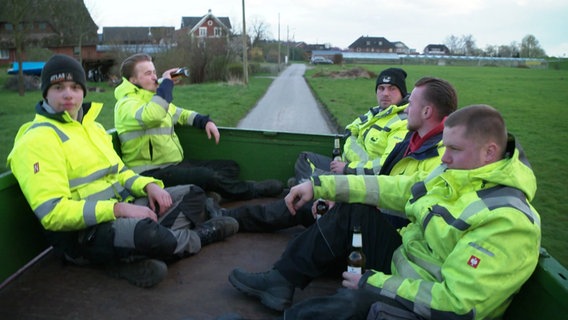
[284,181,314,215]
[311,199,335,218]
[113,202,160,222]
[205,121,220,144]
[330,160,346,174]
[145,183,172,216]
[342,271,362,289]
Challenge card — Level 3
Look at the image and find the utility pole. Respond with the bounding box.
[241,0,249,85]
[277,13,281,71]
[286,25,289,64]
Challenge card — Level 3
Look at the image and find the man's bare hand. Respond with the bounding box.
[145,183,172,216]
[342,271,362,289]
[330,160,346,174]
[113,202,159,222]
[205,121,220,144]
[284,181,314,215]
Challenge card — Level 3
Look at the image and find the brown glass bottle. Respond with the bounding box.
[332,135,342,161]
[347,225,366,274]
[315,200,329,219]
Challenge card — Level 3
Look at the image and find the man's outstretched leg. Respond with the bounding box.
[228,203,401,311]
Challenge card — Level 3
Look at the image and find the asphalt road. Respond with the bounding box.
[237,64,338,134]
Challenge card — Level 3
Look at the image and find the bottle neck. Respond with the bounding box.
[352,232,362,248]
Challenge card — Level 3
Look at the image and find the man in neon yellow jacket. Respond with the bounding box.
[294,68,409,183]
[7,54,238,288]
[228,105,541,319]
[114,53,282,201]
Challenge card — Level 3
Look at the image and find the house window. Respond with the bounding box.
[5,23,13,31]
[366,41,370,46]
[199,27,207,37]
[214,27,222,37]
[73,46,80,56]
[0,49,9,59]
[207,20,213,26]
[39,22,46,30]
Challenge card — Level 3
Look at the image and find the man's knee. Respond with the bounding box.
[134,219,177,256]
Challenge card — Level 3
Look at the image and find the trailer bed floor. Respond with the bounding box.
[0,199,339,320]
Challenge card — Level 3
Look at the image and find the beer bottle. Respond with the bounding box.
[157,67,190,84]
[347,225,366,274]
[315,200,329,219]
[332,135,342,161]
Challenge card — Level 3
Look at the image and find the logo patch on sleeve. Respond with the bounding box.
[34,162,40,174]
[467,255,480,268]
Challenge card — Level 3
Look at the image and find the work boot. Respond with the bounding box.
[105,259,168,288]
[253,179,284,198]
[205,196,226,219]
[228,268,294,311]
[194,216,239,246]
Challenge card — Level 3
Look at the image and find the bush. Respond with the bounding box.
[227,63,243,78]
[3,75,40,91]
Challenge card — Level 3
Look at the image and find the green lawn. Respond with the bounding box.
[1,64,567,268]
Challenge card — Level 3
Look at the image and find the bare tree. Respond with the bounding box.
[520,34,546,58]
[45,0,98,62]
[1,0,40,96]
[462,34,476,56]
[445,35,461,55]
[248,15,272,47]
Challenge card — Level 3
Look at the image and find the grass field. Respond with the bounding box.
[1,63,567,267]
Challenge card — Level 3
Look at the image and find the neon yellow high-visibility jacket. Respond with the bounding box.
[114,78,210,173]
[7,102,161,232]
[342,102,408,175]
[378,131,445,220]
[313,138,540,319]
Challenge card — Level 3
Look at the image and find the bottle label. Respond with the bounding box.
[347,266,362,274]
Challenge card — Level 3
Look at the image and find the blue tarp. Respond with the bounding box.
[7,61,46,76]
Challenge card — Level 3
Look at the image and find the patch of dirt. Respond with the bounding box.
[312,67,376,79]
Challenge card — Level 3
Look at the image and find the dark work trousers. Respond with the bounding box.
[294,151,334,182]
[274,203,402,289]
[142,159,256,201]
[45,185,208,265]
[284,287,420,320]
[224,199,317,233]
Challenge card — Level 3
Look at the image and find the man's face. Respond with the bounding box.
[376,84,403,109]
[45,81,84,120]
[441,125,488,170]
[406,86,426,132]
[130,61,158,92]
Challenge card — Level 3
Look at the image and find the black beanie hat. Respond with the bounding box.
[41,54,87,98]
[375,68,408,97]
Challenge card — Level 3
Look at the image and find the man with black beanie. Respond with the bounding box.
[293,67,409,183]
[8,54,239,289]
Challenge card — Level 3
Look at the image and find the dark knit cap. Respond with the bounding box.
[41,54,87,98]
[375,68,408,97]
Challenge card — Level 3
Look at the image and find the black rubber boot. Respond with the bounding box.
[228,268,294,311]
[194,216,239,246]
[105,259,168,288]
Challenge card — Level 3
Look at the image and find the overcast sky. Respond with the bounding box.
[85,0,568,57]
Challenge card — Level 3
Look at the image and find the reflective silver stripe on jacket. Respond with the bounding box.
[69,165,119,188]
[34,197,102,228]
[84,181,131,201]
[27,123,69,142]
[34,197,62,220]
[118,126,174,144]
